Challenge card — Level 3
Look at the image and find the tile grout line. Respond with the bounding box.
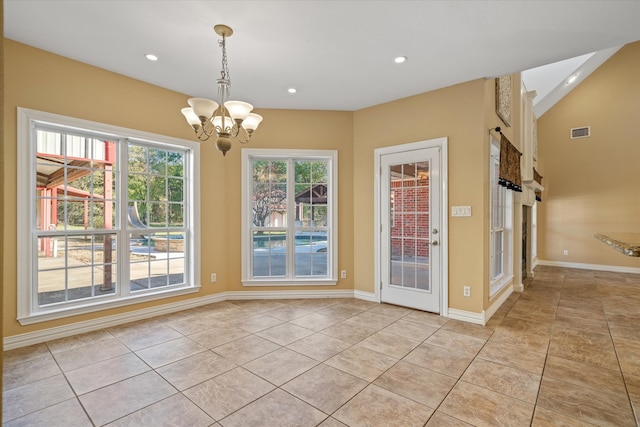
[44,340,97,427]
[528,270,564,426]
[5,272,638,426]
[598,274,639,426]
[202,301,370,425]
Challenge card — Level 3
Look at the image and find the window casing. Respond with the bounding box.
[531,202,538,262]
[241,149,337,286]
[17,108,200,324]
[490,141,513,296]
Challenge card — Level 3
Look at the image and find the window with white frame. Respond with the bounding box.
[17,108,200,324]
[531,201,538,262]
[241,149,337,285]
[490,140,513,296]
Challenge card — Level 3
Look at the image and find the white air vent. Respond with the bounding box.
[570,126,590,139]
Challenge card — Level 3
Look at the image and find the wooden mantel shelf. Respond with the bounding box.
[594,232,640,257]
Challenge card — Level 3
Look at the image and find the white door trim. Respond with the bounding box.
[374,138,448,317]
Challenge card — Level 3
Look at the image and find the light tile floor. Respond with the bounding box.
[3,266,640,426]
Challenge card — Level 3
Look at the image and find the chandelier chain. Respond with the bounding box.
[218,36,230,82]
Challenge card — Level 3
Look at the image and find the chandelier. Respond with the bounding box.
[181,24,262,156]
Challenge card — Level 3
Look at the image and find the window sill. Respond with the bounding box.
[18,285,201,326]
[490,274,513,299]
[242,279,337,287]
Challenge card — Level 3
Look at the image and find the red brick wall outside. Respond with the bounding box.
[390,176,430,259]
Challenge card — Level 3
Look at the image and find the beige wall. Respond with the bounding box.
[219,109,355,292]
[352,77,521,314]
[3,39,220,337]
[3,38,524,340]
[2,40,354,338]
[537,42,640,268]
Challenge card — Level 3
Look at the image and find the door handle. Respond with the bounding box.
[432,240,439,246]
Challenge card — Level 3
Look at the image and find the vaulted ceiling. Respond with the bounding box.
[5,1,640,113]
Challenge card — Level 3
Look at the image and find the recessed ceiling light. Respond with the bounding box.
[288,88,297,94]
[145,54,158,61]
[566,74,578,85]
[394,56,407,64]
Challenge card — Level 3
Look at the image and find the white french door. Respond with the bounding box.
[378,141,444,313]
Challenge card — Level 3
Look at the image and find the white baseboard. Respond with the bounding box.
[353,290,378,302]
[4,289,355,350]
[486,284,513,321]
[4,293,226,350]
[448,308,485,325]
[448,285,514,326]
[225,289,354,300]
[537,259,640,274]
[6,284,519,349]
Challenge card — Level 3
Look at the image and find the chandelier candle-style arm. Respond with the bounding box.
[180,24,263,156]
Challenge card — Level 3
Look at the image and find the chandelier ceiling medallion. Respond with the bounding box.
[181,24,262,156]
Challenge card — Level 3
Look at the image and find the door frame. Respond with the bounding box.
[374,137,449,317]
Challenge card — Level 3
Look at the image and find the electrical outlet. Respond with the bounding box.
[563,250,569,256]
[341,270,347,279]
[463,286,471,297]
[210,273,217,283]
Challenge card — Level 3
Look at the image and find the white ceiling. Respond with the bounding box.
[521,46,621,117]
[5,1,640,113]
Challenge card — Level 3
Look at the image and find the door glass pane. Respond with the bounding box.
[388,161,430,291]
[416,264,429,290]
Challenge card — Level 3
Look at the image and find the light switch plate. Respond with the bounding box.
[451,206,472,217]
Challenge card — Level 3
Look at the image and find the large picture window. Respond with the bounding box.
[17,108,200,324]
[242,149,337,285]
